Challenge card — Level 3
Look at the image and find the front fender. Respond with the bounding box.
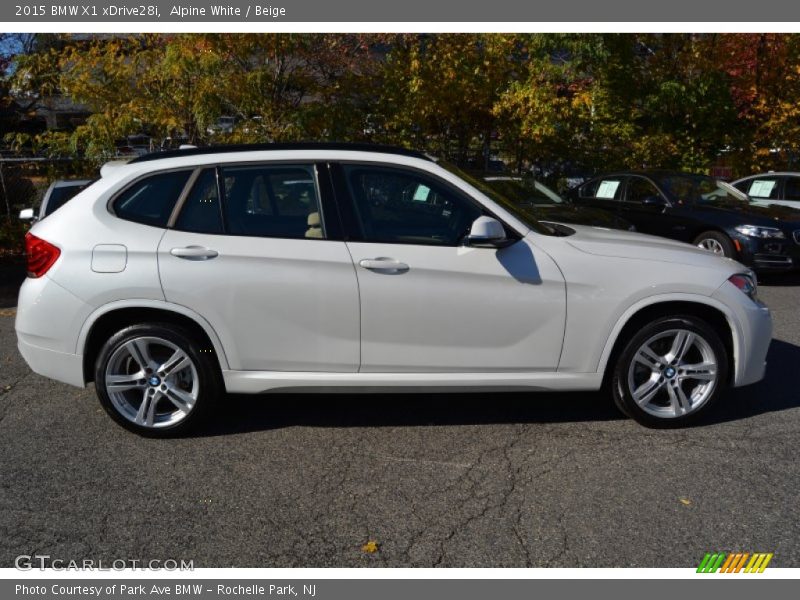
[594,292,742,382]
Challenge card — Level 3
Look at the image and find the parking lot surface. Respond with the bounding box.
[1,276,799,567]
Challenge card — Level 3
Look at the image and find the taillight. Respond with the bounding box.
[25,232,61,278]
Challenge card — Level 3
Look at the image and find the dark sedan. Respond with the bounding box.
[482,176,635,231]
[567,170,800,271]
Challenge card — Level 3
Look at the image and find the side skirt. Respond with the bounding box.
[222,370,603,394]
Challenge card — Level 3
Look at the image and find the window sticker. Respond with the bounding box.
[596,180,620,199]
[748,180,777,198]
[412,184,431,201]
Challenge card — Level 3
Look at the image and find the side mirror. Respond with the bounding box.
[641,195,667,207]
[466,216,512,248]
[19,208,36,221]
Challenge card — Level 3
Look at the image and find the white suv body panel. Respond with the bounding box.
[158,230,360,372]
[346,238,566,372]
[15,148,771,396]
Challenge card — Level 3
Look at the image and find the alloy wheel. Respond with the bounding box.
[697,238,725,254]
[104,336,199,428]
[626,328,719,419]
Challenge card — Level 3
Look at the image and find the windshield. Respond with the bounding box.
[482,177,565,206]
[439,162,555,234]
[659,174,749,205]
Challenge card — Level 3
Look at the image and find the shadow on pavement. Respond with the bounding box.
[196,339,800,437]
[200,390,623,437]
[705,338,800,426]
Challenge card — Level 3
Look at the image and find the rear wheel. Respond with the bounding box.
[611,316,729,427]
[693,231,735,258]
[94,323,221,437]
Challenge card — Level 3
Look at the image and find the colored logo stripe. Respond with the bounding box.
[697,552,773,573]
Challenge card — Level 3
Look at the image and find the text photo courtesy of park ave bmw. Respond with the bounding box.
[1,1,800,588]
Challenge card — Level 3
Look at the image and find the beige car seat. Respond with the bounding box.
[305,211,323,238]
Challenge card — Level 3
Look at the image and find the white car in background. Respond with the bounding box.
[15,144,772,436]
[18,179,92,222]
[733,172,800,209]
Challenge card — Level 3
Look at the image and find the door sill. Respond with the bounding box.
[222,370,602,394]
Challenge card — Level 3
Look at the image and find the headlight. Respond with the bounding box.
[734,224,785,239]
[729,272,758,301]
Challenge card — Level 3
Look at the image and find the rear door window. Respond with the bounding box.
[219,165,324,239]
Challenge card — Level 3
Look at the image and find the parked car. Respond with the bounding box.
[207,116,236,136]
[18,179,92,223]
[568,170,800,271]
[732,172,800,209]
[482,175,635,231]
[17,144,771,436]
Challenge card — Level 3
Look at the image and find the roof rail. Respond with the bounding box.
[128,142,433,163]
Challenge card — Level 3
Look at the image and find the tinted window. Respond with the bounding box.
[175,169,224,234]
[220,165,323,239]
[626,177,662,203]
[660,175,745,204]
[784,177,800,201]
[732,180,749,193]
[113,170,191,227]
[343,165,482,245]
[745,177,781,199]
[578,180,599,197]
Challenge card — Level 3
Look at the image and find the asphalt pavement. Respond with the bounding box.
[1,276,799,568]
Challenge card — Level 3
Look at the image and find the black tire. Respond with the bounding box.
[94,322,222,437]
[611,315,729,428]
[693,230,735,258]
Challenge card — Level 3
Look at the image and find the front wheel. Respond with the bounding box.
[94,323,221,437]
[611,316,729,427]
[693,231,735,258]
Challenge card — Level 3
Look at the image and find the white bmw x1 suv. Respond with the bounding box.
[15,144,772,436]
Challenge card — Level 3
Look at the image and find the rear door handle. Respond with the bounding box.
[358,258,409,273]
[170,246,219,260]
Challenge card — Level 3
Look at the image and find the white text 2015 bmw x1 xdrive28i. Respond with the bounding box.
[16,144,772,436]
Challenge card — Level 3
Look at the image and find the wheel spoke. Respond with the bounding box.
[632,376,664,406]
[106,371,145,392]
[634,345,664,369]
[159,349,191,378]
[680,362,717,382]
[666,383,692,415]
[668,331,695,362]
[145,391,161,426]
[164,386,194,413]
[125,339,152,370]
[134,389,151,425]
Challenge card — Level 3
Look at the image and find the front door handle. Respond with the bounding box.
[170,246,219,261]
[358,258,409,273]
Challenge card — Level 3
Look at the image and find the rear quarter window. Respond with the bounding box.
[112,170,192,227]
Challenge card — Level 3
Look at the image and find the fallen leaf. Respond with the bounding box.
[361,540,379,553]
[679,498,692,506]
